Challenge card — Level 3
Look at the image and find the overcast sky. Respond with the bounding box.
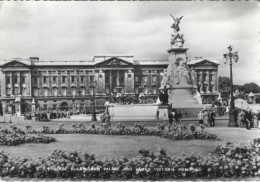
[0,1,259,86]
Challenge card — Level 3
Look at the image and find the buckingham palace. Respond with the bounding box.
[0,55,219,115]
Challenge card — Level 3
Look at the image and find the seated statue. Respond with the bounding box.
[168,61,192,86]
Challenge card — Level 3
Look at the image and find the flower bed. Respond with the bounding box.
[40,122,219,141]
[1,139,260,179]
[0,125,56,146]
[0,123,218,146]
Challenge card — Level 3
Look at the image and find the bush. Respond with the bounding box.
[1,138,260,179]
[39,122,219,141]
[0,125,56,146]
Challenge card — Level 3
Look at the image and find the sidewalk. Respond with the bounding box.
[0,114,230,123]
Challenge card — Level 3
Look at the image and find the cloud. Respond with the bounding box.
[0,1,259,85]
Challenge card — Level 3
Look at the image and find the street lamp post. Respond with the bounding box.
[223,45,239,127]
[91,80,97,121]
[2,105,5,123]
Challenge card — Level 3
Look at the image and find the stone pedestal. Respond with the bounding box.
[108,104,159,120]
[159,14,203,116]
[31,97,36,114]
[158,105,170,120]
[14,101,21,116]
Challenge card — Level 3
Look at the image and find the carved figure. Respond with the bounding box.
[171,32,185,47]
[167,61,191,86]
[159,86,169,105]
[160,69,168,87]
[170,14,183,32]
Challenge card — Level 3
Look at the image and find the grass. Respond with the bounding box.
[1,116,259,159]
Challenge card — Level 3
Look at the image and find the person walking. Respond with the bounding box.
[209,110,216,127]
[203,110,209,127]
[244,108,251,130]
[177,111,182,123]
[174,110,179,124]
[104,112,111,127]
[198,110,204,127]
[238,110,245,128]
[156,109,159,120]
[256,110,260,129]
[245,107,253,128]
[168,111,174,125]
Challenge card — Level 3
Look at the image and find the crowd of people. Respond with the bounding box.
[35,111,73,121]
[237,107,255,130]
[159,109,183,125]
[23,111,74,121]
[100,111,111,127]
[197,109,216,127]
[198,107,260,130]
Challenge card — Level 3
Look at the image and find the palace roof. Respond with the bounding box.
[188,57,219,65]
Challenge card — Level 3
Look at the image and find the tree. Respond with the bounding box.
[242,82,260,93]
[219,76,260,95]
[218,76,231,92]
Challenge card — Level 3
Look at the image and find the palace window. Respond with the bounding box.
[143,76,148,83]
[33,88,39,96]
[22,88,26,96]
[53,88,58,96]
[99,75,102,79]
[71,76,75,83]
[72,88,76,96]
[152,86,157,94]
[43,77,47,84]
[135,76,139,82]
[90,75,95,82]
[135,88,139,94]
[6,76,11,84]
[13,75,18,83]
[53,104,57,110]
[80,88,85,96]
[80,76,84,83]
[62,76,66,84]
[62,89,67,96]
[6,88,11,96]
[143,86,148,94]
[105,88,110,94]
[90,87,94,95]
[21,76,26,84]
[43,88,48,97]
[53,76,57,84]
[33,78,38,84]
[152,76,157,83]
[43,104,47,110]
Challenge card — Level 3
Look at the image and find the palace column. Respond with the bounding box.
[200,70,203,93]
[48,71,52,96]
[116,70,119,87]
[215,70,218,91]
[211,71,215,92]
[1,72,6,97]
[109,70,112,93]
[27,71,31,96]
[10,72,13,95]
[207,70,210,92]
[58,71,62,96]
[39,71,43,96]
[17,72,21,95]
[124,70,128,94]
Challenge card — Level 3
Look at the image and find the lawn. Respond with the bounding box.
[1,117,259,159]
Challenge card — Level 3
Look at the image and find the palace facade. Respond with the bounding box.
[0,55,219,115]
